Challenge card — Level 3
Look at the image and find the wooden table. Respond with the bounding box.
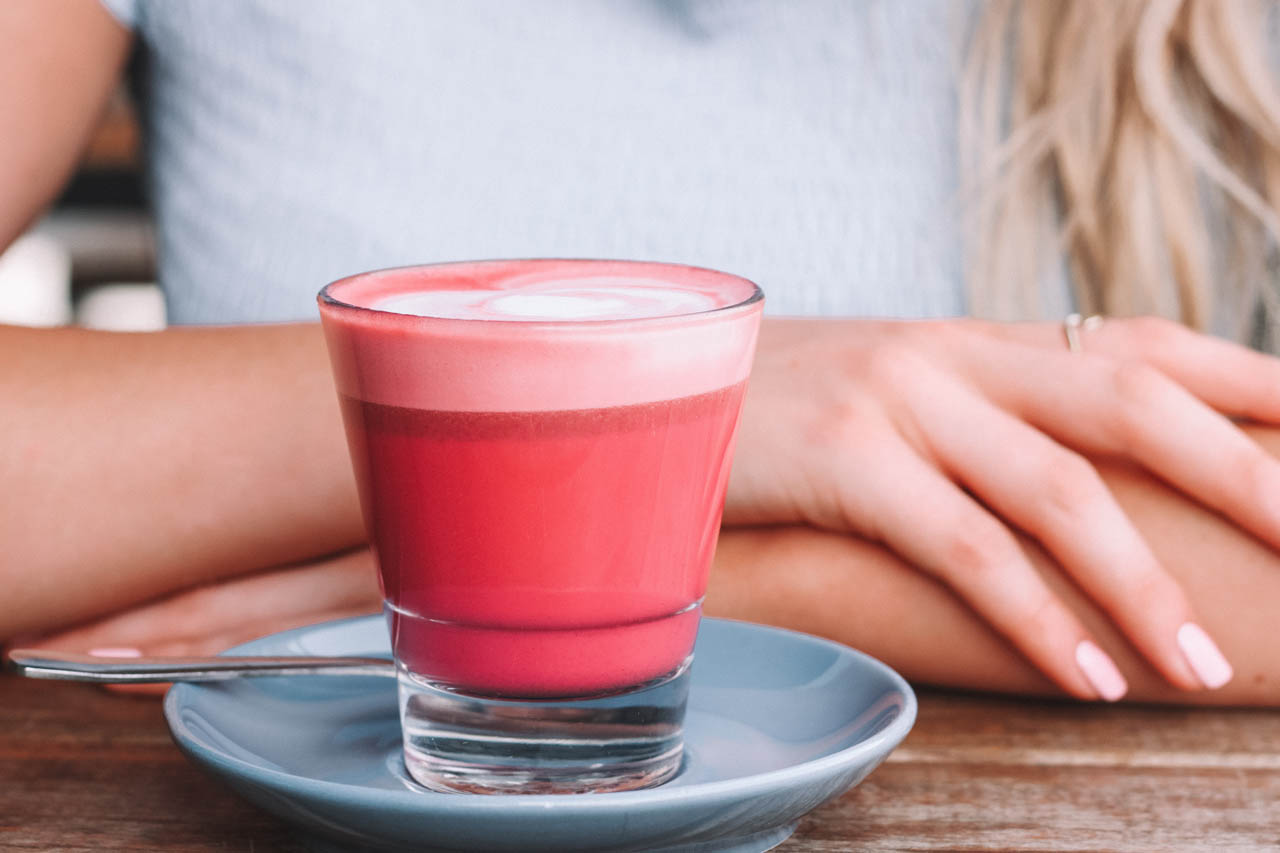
[3,671,1277,851]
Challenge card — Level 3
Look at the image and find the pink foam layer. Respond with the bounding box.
[318,260,763,412]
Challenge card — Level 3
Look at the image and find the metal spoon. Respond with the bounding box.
[6,648,395,683]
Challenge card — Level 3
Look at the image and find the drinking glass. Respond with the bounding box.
[318,259,763,794]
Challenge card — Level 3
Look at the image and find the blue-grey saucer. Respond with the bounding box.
[164,616,916,852]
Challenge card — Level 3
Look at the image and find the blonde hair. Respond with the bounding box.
[962,0,1280,346]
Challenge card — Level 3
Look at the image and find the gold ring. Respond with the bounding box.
[1063,313,1103,353]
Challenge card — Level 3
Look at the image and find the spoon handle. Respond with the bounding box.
[6,649,396,683]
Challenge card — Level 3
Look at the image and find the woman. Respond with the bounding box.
[3,0,1280,704]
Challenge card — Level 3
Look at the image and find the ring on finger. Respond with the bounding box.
[1063,313,1104,353]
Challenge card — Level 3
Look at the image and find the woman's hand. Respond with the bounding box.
[727,315,1280,700]
[13,548,381,693]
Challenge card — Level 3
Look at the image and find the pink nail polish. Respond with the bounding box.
[1176,623,1233,689]
[89,647,143,658]
[1075,640,1128,701]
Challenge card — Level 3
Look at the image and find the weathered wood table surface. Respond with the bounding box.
[3,670,1277,851]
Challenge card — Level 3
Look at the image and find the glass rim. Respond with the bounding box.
[317,258,764,327]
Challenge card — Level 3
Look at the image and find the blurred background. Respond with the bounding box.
[1,52,162,332]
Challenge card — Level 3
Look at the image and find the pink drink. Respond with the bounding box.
[319,260,762,698]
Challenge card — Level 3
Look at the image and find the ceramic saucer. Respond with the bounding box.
[164,615,915,852]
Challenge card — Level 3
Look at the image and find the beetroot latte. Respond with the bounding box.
[318,260,762,794]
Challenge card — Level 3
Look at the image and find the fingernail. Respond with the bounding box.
[1075,640,1128,701]
[89,647,142,658]
[1176,623,1233,689]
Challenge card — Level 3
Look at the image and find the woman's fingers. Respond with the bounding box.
[25,548,381,656]
[1086,317,1280,423]
[91,604,384,697]
[26,551,382,697]
[899,364,1227,691]
[973,341,1280,556]
[973,315,1280,422]
[833,409,1122,700]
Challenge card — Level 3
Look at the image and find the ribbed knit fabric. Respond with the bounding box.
[101,0,977,324]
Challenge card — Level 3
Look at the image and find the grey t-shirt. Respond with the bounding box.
[101,0,977,324]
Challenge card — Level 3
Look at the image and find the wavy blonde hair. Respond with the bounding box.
[962,0,1280,346]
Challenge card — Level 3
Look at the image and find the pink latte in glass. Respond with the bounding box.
[319,260,762,697]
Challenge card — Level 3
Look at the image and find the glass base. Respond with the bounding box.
[398,660,690,795]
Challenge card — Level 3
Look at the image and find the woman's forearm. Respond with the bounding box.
[12,320,1280,709]
[0,1,131,249]
[708,426,1280,706]
[1,323,363,637]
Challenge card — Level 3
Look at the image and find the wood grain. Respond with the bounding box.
[783,693,1280,852]
[3,672,1277,851]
